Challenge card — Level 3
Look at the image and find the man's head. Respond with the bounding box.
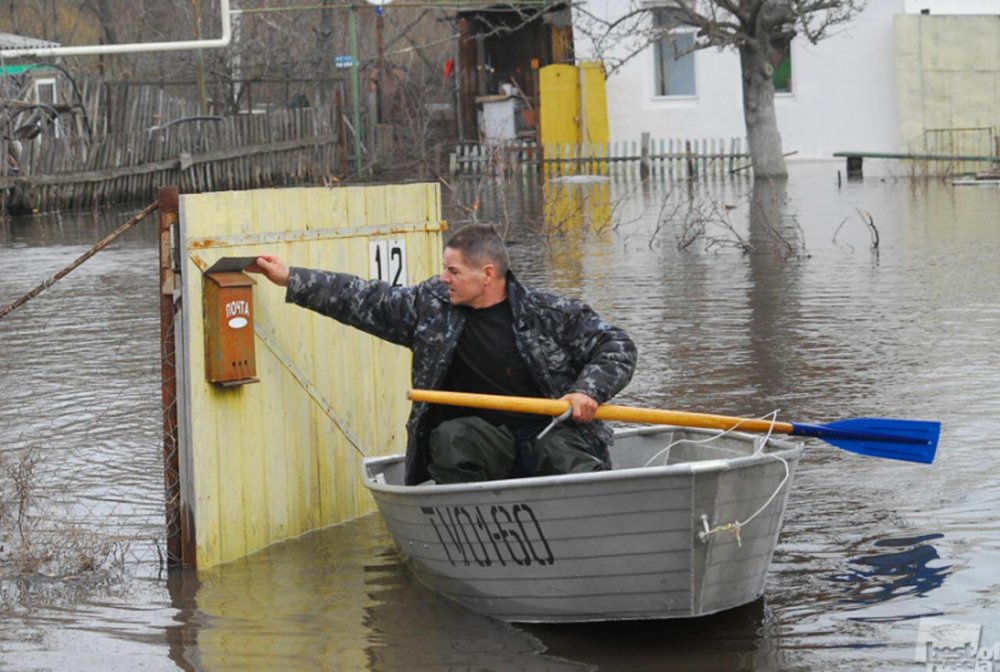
[441,224,509,308]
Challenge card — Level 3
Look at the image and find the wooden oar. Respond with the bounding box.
[407,389,940,464]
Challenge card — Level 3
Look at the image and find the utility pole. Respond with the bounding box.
[376,6,385,123]
[191,0,209,114]
[318,0,336,108]
[349,5,363,175]
[230,0,242,113]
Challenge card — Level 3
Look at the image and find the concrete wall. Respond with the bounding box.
[574,1,905,159]
[895,15,1000,151]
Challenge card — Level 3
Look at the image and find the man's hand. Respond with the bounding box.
[560,392,599,423]
[246,255,290,287]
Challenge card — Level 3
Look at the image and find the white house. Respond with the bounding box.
[572,0,1000,161]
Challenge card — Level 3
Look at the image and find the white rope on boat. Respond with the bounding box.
[698,455,790,547]
[695,410,792,547]
[642,410,780,468]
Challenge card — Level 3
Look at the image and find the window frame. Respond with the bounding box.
[33,77,58,105]
[651,9,698,99]
[769,37,794,95]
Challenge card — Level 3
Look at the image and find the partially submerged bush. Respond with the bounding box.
[0,447,128,580]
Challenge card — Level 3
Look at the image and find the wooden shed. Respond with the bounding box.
[456,3,574,141]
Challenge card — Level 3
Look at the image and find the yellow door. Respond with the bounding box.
[579,61,609,146]
[539,64,580,147]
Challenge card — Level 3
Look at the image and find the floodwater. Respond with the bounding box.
[1,163,998,671]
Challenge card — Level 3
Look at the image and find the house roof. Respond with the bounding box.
[0,64,54,76]
[0,32,61,50]
[456,0,561,12]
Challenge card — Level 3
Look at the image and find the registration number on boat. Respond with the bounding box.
[421,503,555,568]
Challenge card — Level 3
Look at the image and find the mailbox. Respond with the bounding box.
[203,270,258,386]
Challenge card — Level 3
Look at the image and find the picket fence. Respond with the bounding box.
[450,134,751,179]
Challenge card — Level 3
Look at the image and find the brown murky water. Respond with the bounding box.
[1,163,998,671]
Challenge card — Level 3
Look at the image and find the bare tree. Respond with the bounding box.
[3,0,100,47]
[575,0,866,178]
[81,0,120,47]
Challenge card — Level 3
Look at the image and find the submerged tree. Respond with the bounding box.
[575,0,866,178]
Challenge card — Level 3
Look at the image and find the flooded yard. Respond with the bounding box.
[1,163,998,670]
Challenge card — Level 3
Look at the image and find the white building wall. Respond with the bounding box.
[574,0,906,160]
[903,0,1000,14]
[895,14,1000,151]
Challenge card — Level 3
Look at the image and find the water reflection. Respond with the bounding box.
[164,515,581,671]
[745,177,806,408]
[364,556,585,671]
[523,598,791,672]
[828,534,950,609]
[541,179,612,290]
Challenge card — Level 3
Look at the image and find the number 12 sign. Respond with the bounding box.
[368,239,408,287]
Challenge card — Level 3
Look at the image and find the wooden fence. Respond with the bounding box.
[1,105,345,214]
[88,79,206,138]
[1,73,358,213]
[450,133,751,179]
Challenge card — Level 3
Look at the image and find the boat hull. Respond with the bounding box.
[363,426,802,623]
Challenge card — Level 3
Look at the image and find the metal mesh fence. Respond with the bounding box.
[0,206,169,581]
[923,126,998,176]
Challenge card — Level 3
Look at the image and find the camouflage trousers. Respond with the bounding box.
[427,416,604,484]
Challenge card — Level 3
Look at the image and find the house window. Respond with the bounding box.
[653,9,696,97]
[32,77,62,138]
[34,78,58,105]
[769,38,792,93]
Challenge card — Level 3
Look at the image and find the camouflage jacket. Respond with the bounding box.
[285,268,637,484]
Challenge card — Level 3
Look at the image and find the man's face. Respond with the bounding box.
[440,247,486,306]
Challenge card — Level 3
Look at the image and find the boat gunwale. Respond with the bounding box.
[362,425,804,497]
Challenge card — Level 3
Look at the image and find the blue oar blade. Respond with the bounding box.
[790,418,940,464]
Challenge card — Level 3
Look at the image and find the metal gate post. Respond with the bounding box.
[159,186,194,567]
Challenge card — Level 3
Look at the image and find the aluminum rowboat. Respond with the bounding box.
[362,425,803,623]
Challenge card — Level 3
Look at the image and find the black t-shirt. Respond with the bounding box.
[436,299,548,437]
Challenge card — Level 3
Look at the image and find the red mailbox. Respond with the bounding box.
[203,271,258,386]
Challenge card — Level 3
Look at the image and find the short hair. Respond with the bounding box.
[445,223,510,276]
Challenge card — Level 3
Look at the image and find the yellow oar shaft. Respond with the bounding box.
[407,389,794,435]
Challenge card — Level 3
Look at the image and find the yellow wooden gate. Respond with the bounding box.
[173,184,444,568]
[539,61,610,149]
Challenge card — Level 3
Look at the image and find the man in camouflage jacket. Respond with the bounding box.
[249,226,636,485]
